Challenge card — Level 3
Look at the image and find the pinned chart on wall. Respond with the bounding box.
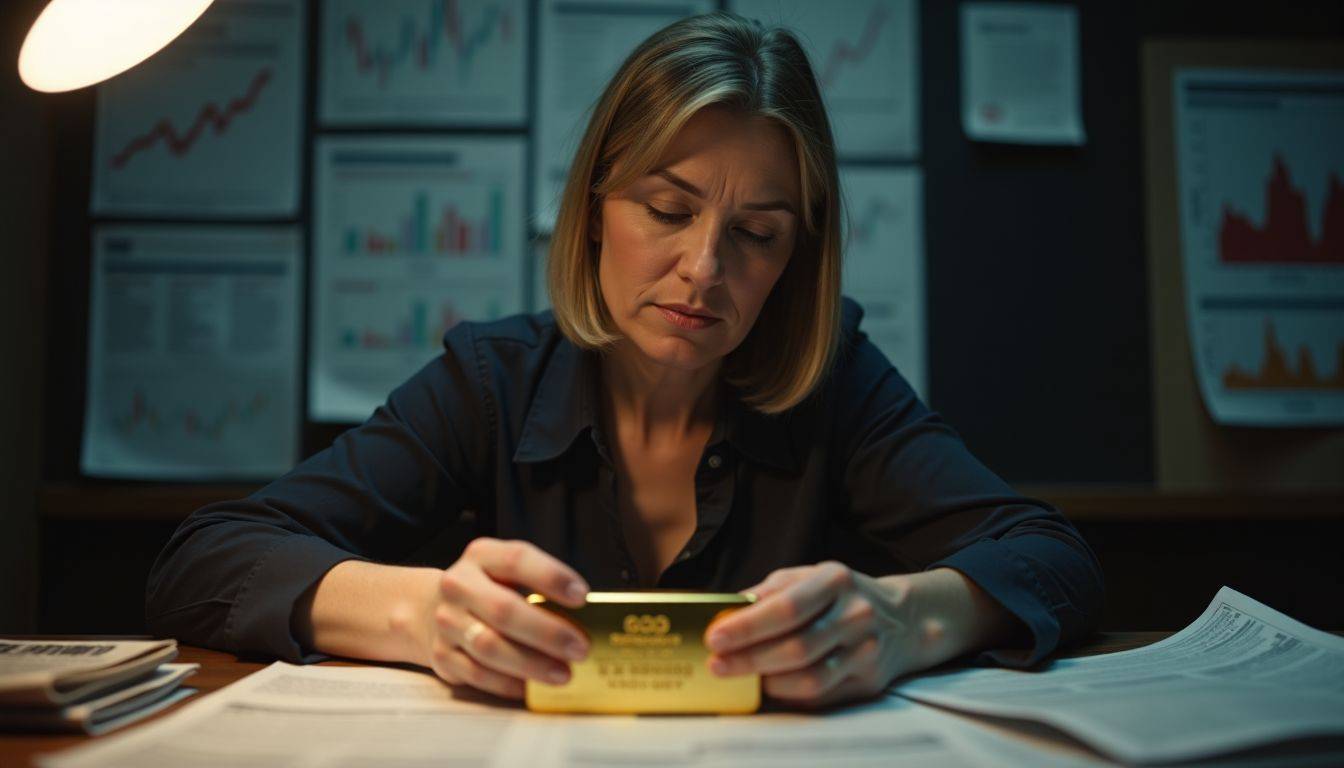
[731,0,920,159]
[1174,68,1344,426]
[319,0,528,126]
[81,226,303,479]
[533,0,713,232]
[840,167,927,400]
[90,0,305,217]
[960,3,1085,146]
[310,136,527,422]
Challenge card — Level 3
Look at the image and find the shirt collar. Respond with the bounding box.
[512,336,797,473]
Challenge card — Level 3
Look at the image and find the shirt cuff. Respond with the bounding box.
[928,537,1062,668]
[226,534,371,664]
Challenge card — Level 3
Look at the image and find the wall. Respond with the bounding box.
[6,1,1343,635]
[0,0,49,633]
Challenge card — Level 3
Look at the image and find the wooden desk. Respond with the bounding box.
[1,632,1169,767]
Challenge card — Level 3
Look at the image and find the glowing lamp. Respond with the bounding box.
[18,0,214,93]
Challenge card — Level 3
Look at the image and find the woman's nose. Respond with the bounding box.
[677,218,726,289]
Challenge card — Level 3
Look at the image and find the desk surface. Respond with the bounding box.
[0,632,1171,767]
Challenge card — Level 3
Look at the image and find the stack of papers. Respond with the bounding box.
[895,587,1344,764]
[0,638,198,735]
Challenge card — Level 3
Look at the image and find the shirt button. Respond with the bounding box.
[677,551,691,562]
[706,454,722,469]
[620,568,631,582]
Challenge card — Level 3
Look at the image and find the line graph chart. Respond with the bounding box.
[342,0,514,85]
[840,166,927,399]
[109,68,273,170]
[92,0,304,216]
[731,0,918,158]
[817,4,890,89]
[321,0,527,126]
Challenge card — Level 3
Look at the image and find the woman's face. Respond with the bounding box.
[593,105,802,372]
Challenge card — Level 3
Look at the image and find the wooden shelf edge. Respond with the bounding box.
[1018,485,1344,521]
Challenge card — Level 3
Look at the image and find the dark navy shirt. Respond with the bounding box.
[145,298,1104,668]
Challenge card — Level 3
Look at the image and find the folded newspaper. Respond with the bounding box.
[0,663,199,735]
[0,638,179,707]
[893,586,1344,764]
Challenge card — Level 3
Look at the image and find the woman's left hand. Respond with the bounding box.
[704,562,995,709]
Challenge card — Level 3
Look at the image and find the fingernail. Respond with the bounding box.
[565,640,587,660]
[567,582,588,603]
[707,630,727,651]
[709,657,729,675]
[547,668,569,685]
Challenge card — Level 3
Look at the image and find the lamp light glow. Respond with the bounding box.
[18,0,215,93]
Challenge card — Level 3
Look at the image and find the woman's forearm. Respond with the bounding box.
[291,559,443,667]
[876,567,1021,670]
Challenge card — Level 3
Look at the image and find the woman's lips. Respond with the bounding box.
[655,303,722,330]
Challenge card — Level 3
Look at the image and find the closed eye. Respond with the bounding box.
[643,204,776,246]
[736,228,776,245]
[644,204,688,226]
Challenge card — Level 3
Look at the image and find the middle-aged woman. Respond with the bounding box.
[146,11,1103,709]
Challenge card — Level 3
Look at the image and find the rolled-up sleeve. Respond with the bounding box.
[831,326,1104,668]
[145,324,493,663]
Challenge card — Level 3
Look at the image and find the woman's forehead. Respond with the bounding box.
[640,111,800,200]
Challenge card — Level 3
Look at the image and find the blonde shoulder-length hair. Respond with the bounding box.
[547,10,844,415]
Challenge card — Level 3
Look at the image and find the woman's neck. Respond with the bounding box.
[599,339,720,447]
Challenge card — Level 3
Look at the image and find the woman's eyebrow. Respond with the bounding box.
[650,168,796,215]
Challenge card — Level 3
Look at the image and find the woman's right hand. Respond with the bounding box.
[422,537,591,700]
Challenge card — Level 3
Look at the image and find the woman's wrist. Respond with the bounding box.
[296,559,444,667]
[386,565,445,668]
[875,567,1018,670]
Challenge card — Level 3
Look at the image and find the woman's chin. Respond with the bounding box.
[629,329,725,371]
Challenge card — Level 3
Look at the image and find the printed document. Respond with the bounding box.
[895,586,1344,764]
[960,3,1085,145]
[41,660,1097,767]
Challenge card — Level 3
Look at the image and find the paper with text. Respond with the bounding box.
[895,586,1344,764]
[960,3,1084,145]
[41,660,1098,767]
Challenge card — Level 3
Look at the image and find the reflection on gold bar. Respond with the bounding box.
[524,591,760,715]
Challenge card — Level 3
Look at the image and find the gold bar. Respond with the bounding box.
[524,590,759,714]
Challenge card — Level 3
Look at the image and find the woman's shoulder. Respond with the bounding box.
[431,309,575,403]
[446,308,562,349]
[808,295,924,417]
[830,296,908,388]
[437,308,570,367]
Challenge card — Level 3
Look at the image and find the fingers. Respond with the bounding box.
[707,561,853,654]
[763,635,883,708]
[430,537,597,700]
[741,567,800,601]
[442,565,589,664]
[465,537,589,608]
[428,642,525,700]
[446,609,575,686]
[710,592,875,676]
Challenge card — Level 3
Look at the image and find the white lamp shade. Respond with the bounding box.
[18,0,215,93]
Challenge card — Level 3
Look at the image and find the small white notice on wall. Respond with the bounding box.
[960,3,1085,145]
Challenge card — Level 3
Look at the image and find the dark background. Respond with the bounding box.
[3,1,1342,641]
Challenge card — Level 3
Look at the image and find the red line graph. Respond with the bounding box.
[819,4,890,89]
[109,68,273,170]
